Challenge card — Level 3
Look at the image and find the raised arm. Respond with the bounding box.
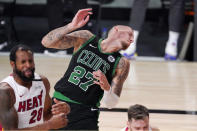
[0,83,18,129]
[42,8,94,52]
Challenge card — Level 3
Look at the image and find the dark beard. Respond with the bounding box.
[14,66,35,82]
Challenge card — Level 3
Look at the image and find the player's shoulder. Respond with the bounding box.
[0,82,12,90]
[0,82,15,105]
[117,56,130,69]
[71,30,95,52]
[38,74,50,92]
[37,74,49,84]
[38,74,47,81]
[121,56,130,63]
[71,30,94,40]
[80,30,94,35]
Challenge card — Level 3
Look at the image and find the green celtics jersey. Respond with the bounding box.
[54,35,122,107]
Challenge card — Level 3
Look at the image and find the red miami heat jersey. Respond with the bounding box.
[120,126,152,131]
[0,73,46,129]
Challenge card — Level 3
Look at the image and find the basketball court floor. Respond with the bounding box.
[0,53,197,131]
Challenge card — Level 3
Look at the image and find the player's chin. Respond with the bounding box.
[24,73,34,80]
[26,76,34,81]
[24,72,33,78]
[24,69,34,77]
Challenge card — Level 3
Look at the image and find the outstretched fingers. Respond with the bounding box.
[77,8,93,18]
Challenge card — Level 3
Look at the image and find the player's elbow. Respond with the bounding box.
[41,37,49,48]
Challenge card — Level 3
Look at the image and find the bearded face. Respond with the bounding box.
[13,50,35,82]
[14,64,35,82]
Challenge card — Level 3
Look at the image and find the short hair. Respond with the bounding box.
[128,104,149,121]
[9,44,33,62]
[108,25,132,36]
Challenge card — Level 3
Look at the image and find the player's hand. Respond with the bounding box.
[48,113,68,129]
[93,70,110,91]
[51,98,70,115]
[70,8,93,29]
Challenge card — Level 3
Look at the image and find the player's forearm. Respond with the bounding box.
[20,120,52,130]
[41,23,76,49]
[0,111,18,130]
[2,114,52,130]
[102,85,120,109]
[2,120,51,130]
[21,113,67,130]
[0,87,18,130]
[111,81,123,97]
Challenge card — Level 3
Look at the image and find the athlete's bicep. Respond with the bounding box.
[51,30,93,50]
[0,83,18,129]
[69,30,94,52]
[111,57,130,96]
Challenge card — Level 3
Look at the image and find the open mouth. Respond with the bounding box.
[24,69,33,76]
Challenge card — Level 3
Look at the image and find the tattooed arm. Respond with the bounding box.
[111,57,130,97]
[93,57,130,108]
[42,8,94,52]
[93,57,130,95]
[0,83,18,129]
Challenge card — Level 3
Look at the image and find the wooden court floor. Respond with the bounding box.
[1,54,197,131]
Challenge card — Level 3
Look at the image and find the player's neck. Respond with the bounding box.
[13,73,32,89]
[100,39,121,53]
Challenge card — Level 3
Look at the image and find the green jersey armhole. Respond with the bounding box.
[112,56,121,77]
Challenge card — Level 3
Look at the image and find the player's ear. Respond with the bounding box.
[114,26,118,32]
[10,61,15,68]
[127,120,131,128]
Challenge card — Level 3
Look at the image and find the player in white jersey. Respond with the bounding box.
[121,104,159,131]
[0,44,70,130]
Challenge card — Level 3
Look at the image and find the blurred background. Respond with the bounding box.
[1,1,197,130]
[0,0,196,61]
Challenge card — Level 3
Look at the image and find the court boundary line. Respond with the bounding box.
[100,108,197,115]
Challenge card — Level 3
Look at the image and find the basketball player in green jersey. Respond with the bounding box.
[42,8,133,130]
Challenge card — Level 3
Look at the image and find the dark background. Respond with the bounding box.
[0,0,194,59]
